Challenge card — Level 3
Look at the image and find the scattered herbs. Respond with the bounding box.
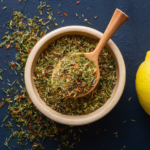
[0,1,119,150]
[0,5,91,149]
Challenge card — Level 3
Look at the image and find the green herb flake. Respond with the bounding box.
[2,6,6,10]
[128,97,131,101]
[75,13,78,17]
[87,22,92,26]
[130,118,135,122]
[0,76,2,80]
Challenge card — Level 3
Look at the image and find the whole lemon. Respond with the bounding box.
[135,51,150,115]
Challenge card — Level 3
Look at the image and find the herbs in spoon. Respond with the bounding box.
[53,54,97,98]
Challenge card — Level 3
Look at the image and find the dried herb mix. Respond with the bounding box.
[52,54,97,98]
[0,2,117,149]
[34,35,117,115]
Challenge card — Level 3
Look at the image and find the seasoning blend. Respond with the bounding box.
[34,36,117,115]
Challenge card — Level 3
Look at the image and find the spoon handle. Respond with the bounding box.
[94,8,129,57]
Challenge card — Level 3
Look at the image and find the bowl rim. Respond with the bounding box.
[25,25,126,126]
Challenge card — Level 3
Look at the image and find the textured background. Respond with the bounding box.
[0,0,150,150]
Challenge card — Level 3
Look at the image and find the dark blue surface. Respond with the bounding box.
[0,0,150,150]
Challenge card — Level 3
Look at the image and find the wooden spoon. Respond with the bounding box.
[52,8,129,98]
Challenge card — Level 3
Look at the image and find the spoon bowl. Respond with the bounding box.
[52,8,129,99]
[51,52,100,98]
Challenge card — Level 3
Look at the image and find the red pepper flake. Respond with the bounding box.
[6,44,10,49]
[105,73,109,76]
[66,76,69,78]
[56,54,59,57]
[37,117,40,120]
[76,1,80,4]
[17,110,20,113]
[39,9,42,14]
[93,91,95,96]
[55,23,58,26]
[73,62,76,66]
[64,11,68,17]
[43,53,46,56]
[80,80,83,83]
[11,63,15,66]
[103,67,106,69]
[34,130,38,134]
[66,105,69,108]
[28,119,31,122]
[40,31,43,37]
[11,39,13,41]
[106,55,110,57]
[38,89,43,94]
[16,46,19,50]
[45,72,48,76]
[46,66,51,71]
[57,11,61,14]
[29,126,32,130]
[114,132,118,134]
[37,71,41,74]
[82,45,86,48]
[40,76,43,80]
[4,61,6,63]
[80,112,83,115]
[60,128,63,132]
[53,138,58,141]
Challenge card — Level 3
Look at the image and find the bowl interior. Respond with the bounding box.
[25,26,125,126]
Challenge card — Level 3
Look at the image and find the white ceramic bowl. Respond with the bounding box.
[25,26,126,126]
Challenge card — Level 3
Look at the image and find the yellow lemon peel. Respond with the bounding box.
[136,51,150,115]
